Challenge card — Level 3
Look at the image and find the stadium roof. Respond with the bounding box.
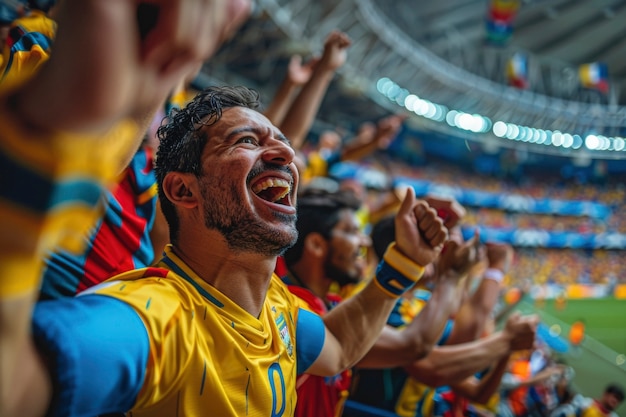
[200,0,626,161]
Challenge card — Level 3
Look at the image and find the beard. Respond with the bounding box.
[199,163,298,256]
[324,249,361,288]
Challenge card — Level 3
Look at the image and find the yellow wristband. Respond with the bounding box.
[383,243,426,282]
[373,243,426,298]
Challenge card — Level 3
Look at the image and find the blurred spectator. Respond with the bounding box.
[551,382,624,417]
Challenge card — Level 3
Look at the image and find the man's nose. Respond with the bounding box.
[262,139,295,165]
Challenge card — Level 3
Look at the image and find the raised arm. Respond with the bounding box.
[356,273,462,368]
[306,188,447,376]
[278,30,351,150]
[445,242,513,345]
[0,2,250,416]
[403,312,538,387]
[263,54,318,126]
[341,114,406,162]
[357,227,485,368]
[450,352,511,406]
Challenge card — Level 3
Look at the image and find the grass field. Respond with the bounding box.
[511,297,626,415]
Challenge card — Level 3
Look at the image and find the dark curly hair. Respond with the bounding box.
[28,0,56,13]
[283,187,361,267]
[155,85,260,244]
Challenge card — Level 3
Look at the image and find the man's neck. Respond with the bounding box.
[172,242,277,318]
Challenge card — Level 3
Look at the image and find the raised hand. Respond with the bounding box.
[287,55,319,86]
[503,312,538,351]
[486,242,514,273]
[318,30,351,71]
[374,114,407,150]
[20,0,252,133]
[394,187,448,267]
[437,229,483,278]
[423,195,466,229]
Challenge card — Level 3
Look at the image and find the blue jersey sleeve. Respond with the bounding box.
[295,307,325,374]
[32,295,150,417]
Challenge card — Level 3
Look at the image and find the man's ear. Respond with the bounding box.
[162,172,198,208]
[304,232,328,258]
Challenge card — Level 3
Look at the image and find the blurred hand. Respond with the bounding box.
[287,54,319,86]
[31,0,252,132]
[504,312,538,351]
[423,195,466,229]
[486,242,514,273]
[319,30,351,71]
[374,114,406,149]
[437,229,483,279]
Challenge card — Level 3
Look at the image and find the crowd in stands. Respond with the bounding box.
[0,2,623,417]
[327,153,626,286]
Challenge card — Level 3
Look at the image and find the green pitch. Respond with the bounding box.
[511,297,626,416]
[537,298,626,353]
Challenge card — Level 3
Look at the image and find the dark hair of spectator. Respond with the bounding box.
[606,383,625,402]
[370,215,395,261]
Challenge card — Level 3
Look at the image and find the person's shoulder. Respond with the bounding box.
[285,283,327,314]
[87,267,187,305]
[270,273,307,305]
[572,394,592,408]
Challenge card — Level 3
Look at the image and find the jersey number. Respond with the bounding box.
[268,363,286,417]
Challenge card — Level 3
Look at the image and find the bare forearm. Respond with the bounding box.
[473,354,510,404]
[358,278,460,368]
[278,69,334,150]
[451,354,510,404]
[340,137,379,162]
[445,278,500,345]
[323,282,398,371]
[263,78,299,126]
[405,331,511,387]
[1,292,52,417]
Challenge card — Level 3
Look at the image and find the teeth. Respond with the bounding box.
[273,187,290,202]
[252,178,291,202]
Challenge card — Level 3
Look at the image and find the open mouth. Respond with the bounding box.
[252,178,292,205]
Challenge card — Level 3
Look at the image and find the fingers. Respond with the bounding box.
[437,239,458,272]
[221,0,252,42]
[415,202,447,248]
[469,228,480,246]
[324,30,352,49]
[507,311,521,323]
[507,314,538,350]
[289,54,303,69]
[396,186,416,220]
[321,30,351,70]
[524,314,540,328]
[142,0,250,75]
[486,241,514,272]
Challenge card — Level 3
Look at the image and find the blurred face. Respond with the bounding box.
[197,107,299,255]
[601,392,623,412]
[319,131,341,151]
[324,208,372,286]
